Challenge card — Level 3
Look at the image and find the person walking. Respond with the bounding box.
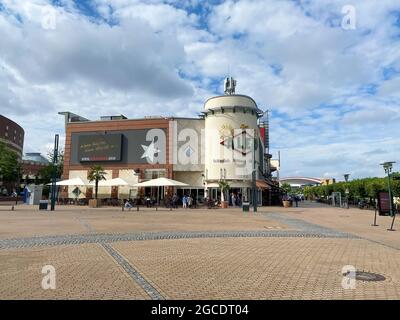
[172,193,178,209]
[237,193,242,207]
[124,199,133,211]
[231,193,236,207]
[182,195,188,209]
[294,195,299,207]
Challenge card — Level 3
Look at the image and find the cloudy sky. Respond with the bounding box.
[0,0,399,180]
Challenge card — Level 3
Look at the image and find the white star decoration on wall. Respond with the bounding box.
[141,141,160,163]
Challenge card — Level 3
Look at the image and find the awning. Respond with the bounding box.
[256,180,270,189]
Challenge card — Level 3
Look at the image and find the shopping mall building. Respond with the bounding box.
[60,79,280,205]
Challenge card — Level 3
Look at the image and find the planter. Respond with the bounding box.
[221,201,228,209]
[89,199,102,208]
[282,200,292,208]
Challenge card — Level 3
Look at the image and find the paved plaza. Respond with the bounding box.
[0,202,399,299]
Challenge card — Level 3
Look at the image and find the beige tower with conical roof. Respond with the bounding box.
[202,78,264,203]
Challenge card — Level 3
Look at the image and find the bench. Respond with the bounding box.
[0,196,22,211]
[0,200,18,210]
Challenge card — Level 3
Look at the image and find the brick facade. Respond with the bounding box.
[63,118,173,180]
[0,115,24,157]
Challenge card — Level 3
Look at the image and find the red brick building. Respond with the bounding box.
[60,113,173,200]
[21,153,49,184]
[0,114,24,157]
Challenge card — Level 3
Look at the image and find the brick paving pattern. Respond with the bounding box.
[112,237,400,300]
[0,202,399,299]
[0,244,149,299]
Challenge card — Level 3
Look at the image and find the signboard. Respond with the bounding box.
[377,191,391,216]
[72,129,167,164]
[78,134,122,162]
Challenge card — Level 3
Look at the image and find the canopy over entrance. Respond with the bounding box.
[256,180,270,189]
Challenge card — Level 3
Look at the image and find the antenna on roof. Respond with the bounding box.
[224,77,236,95]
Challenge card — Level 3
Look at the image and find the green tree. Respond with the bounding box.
[392,173,400,197]
[87,166,107,199]
[351,179,367,198]
[304,174,400,205]
[38,149,64,184]
[303,186,314,200]
[281,182,291,195]
[218,180,230,202]
[365,178,385,199]
[0,142,20,183]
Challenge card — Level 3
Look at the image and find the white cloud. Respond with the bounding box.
[0,0,399,179]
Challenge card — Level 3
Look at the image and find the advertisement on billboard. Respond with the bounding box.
[78,134,122,162]
[377,191,391,216]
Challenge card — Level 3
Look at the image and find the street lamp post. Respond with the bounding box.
[344,173,350,209]
[13,167,20,205]
[380,162,396,231]
[252,135,257,212]
[50,134,59,211]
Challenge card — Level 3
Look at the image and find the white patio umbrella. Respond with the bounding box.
[95,177,130,187]
[47,177,88,186]
[47,177,88,202]
[131,177,188,187]
[131,177,188,205]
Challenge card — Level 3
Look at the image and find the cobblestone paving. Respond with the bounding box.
[101,243,165,300]
[76,217,94,233]
[263,212,358,238]
[0,244,150,299]
[113,237,400,300]
[0,206,288,238]
[0,212,359,250]
[0,228,359,250]
[273,203,400,251]
[3,207,399,300]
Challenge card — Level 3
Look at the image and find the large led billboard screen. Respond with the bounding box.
[78,134,122,162]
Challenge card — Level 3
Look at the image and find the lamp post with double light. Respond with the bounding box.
[380,162,396,231]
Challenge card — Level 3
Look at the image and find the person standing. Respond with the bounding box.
[182,195,188,209]
[188,195,193,208]
[193,196,197,209]
[294,195,299,207]
[231,193,236,207]
[146,195,151,208]
[172,194,178,209]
